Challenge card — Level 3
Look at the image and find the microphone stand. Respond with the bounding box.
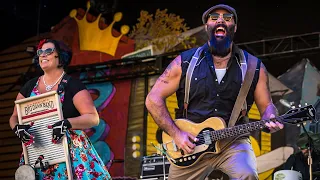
[301,124,314,180]
[151,141,167,179]
[162,153,166,180]
[159,143,167,180]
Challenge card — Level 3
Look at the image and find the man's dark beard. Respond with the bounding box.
[207,24,235,57]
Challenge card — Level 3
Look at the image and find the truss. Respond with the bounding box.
[3,32,320,88]
[70,32,320,83]
[236,32,320,59]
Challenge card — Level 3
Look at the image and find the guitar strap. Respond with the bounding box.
[228,50,258,127]
[184,46,258,127]
[183,46,204,118]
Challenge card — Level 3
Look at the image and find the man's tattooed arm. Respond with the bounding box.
[156,57,180,84]
[145,56,182,137]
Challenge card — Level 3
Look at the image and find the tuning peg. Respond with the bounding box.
[292,106,296,109]
[305,103,308,106]
[298,104,302,107]
[297,124,300,127]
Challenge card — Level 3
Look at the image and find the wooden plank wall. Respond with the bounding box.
[124,77,146,177]
[124,75,178,178]
[146,76,178,155]
[0,34,49,179]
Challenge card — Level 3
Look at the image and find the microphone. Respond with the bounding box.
[279,99,292,108]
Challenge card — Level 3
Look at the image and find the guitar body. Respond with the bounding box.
[162,117,228,168]
[160,105,315,168]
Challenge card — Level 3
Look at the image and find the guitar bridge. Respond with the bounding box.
[162,140,178,152]
[172,141,178,151]
[202,130,212,145]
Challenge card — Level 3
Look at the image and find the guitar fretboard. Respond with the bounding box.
[210,119,279,141]
[208,105,315,141]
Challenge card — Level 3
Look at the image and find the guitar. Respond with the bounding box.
[162,105,316,168]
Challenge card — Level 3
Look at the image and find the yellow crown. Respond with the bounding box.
[69,2,130,56]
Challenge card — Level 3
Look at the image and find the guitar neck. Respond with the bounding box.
[210,119,270,141]
[208,104,316,141]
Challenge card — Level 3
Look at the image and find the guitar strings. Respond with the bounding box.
[179,107,309,145]
[192,121,268,144]
[165,108,309,157]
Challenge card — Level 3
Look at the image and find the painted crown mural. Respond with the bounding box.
[69,1,130,56]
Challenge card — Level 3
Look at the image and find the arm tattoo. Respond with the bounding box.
[161,60,174,78]
[147,57,181,136]
[162,66,171,77]
[157,58,180,84]
[157,79,169,84]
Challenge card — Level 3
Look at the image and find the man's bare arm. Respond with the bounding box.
[145,55,182,138]
[254,62,278,118]
[254,62,283,133]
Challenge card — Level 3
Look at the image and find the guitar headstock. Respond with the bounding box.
[281,105,316,124]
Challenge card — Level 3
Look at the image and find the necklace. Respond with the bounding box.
[43,71,65,91]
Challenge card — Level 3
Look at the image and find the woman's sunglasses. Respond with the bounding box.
[208,13,233,22]
[37,48,55,56]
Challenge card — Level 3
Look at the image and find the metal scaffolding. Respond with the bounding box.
[69,32,320,83]
[1,32,320,90]
[237,32,320,59]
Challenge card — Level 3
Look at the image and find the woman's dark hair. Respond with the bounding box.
[34,39,72,69]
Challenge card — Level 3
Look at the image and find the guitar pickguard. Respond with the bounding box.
[170,128,217,167]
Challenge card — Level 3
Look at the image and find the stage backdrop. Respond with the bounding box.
[83,80,131,176]
[50,3,135,177]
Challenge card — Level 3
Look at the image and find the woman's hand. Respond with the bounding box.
[13,123,35,146]
[48,119,72,144]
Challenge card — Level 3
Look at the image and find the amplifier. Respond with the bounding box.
[140,155,170,179]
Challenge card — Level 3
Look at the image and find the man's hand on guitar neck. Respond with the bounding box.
[264,114,284,133]
[173,130,198,155]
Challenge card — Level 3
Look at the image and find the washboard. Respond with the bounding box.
[15,91,73,179]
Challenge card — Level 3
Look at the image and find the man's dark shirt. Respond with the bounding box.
[175,43,261,124]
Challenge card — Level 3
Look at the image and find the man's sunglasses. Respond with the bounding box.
[208,13,233,22]
[37,48,55,56]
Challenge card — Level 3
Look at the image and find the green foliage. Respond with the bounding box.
[128,9,197,53]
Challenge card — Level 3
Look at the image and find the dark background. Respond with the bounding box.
[1,0,320,76]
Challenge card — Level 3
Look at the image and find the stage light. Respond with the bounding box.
[132,136,140,143]
[131,135,141,158]
[132,151,140,158]
[132,143,140,150]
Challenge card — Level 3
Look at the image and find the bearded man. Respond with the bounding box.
[145,4,284,180]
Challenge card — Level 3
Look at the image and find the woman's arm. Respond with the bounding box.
[67,89,99,129]
[9,93,25,129]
